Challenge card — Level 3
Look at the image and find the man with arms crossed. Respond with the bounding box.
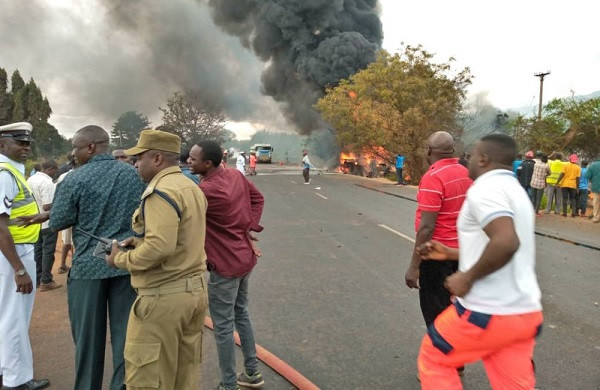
[107,130,208,389]
[416,133,543,389]
[189,140,265,390]
[0,122,49,390]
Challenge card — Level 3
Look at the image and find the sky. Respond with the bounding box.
[1,0,599,140]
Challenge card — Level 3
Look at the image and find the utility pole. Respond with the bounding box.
[534,71,551,120]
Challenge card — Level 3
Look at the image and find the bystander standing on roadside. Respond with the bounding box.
[112,149,133,165]
[556,154,581,217]
[27,159,61,291]
[545,152,564,214]
[530,154,551,216]
[189,140,266,390]
[180,148,199,184]
[577,160,589,217]
[0,122,50,390]
[586,157,600,223]
[512,153,523,174]
[517,150,535,198]
[21,125,145,390]
[106,130,208,389]
[395,153,405,185]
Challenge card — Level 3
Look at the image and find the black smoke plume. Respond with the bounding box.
[208,0,383,134]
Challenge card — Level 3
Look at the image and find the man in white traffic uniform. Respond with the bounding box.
[236,151,246,174]
[0,122,50,390]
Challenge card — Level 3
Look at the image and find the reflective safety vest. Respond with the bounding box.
[0,162,40,244]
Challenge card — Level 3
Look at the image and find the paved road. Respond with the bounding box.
[30,168,600,389]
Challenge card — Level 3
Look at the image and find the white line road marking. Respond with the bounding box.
[378,224,415,243]
[291,180,297,184]
[315,193,329,200]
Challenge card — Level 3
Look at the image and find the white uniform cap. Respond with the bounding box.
[0,122,34,142]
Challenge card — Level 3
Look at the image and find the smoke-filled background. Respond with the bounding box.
[208,0,382,133]
[0,0,381,137]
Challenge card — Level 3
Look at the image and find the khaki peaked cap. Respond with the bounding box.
[125,129,181,156]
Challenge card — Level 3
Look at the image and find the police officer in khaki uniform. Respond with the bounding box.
[106,129,208,390]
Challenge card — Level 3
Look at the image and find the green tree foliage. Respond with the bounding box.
[508,96,600,159]
[0,68,69,158]
[508,115,565,154]
[111,111,150,148]
[316,46,472,181]
[546,96,600,158]
[159,91,226,148]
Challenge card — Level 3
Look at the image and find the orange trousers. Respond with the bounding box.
[418,301,543,390]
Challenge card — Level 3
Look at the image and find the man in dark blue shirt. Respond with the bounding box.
[50,125,144,390]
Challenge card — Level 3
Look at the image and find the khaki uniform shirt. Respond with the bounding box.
[114,166,207,289]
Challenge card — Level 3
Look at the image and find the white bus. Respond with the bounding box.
[250,144,274,163]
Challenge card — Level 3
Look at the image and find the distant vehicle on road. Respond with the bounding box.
[250,144,274,163]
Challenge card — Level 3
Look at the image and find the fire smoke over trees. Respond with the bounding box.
[0,0,382,138]
[207,0,383,134]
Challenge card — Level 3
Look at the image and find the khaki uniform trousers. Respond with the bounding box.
[123,275,207,390]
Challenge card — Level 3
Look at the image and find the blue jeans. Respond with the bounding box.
[208,272,259,389]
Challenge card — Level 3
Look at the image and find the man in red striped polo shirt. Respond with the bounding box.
[405,131,472,332]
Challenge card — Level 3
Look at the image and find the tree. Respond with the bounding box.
[508,95,600,159]
[0,68,69,158]
[111,111,150,148]
[546,96,600,158]
[316,46,472,182]
[159,91,226,147]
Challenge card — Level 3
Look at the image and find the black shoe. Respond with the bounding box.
[2,378,50,390]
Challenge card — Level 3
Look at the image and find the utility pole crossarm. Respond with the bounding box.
[534,71,551,120]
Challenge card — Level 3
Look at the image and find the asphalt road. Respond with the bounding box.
[30,167,600,389]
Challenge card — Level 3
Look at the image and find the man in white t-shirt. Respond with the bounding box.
[416,133,543,389]
[27,159,61,291]
[236,151,246,175]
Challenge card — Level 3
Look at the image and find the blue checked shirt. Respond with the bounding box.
[50,154,145,279]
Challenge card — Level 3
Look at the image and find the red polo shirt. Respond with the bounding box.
[415,158,472,248]
[199,165,264,277]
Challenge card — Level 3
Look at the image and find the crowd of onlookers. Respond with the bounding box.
[513,150,599,222]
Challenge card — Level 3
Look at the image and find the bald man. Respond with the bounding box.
[112,149,133,164]
[34,125,145,390]
[405,132,472,373]
[416,133,543,389]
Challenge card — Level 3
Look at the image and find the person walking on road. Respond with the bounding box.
[189,140,266,390]
[0,122,50,390]
[395,153,405,185]
[416,133,543,389]
[586,158,600,223]
[249,151,257,176]
[236,151,246,175]
[556,154,581,217]
[106,130,208,390]
[302,150,314,184]
[27,159,61,291]
[405,131,472,374]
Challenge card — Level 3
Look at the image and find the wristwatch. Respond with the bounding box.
[15,268,27,276]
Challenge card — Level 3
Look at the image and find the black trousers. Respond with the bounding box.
[419,260,459,326]
[34,227,58,284]
[303,168,310,183]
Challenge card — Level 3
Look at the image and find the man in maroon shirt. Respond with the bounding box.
[404,132,472,365]
[188,140,265,390]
